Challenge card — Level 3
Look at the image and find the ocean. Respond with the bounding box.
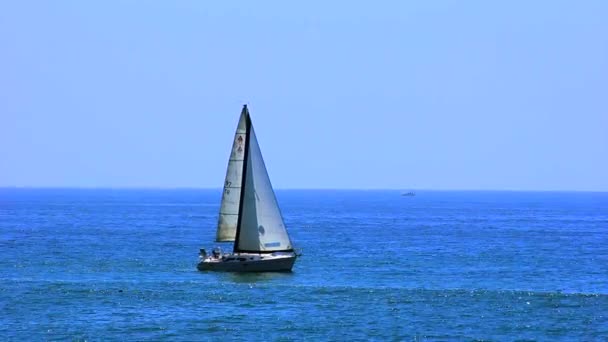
[1,189,607,340]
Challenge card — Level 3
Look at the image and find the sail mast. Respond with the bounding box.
[233,105,251,253]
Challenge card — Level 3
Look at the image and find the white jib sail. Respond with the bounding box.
[216,110,247,241]
[237,125,293,252]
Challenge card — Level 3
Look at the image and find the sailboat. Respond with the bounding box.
[197,105,297,272]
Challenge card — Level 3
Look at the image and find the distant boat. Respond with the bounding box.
[401,191,416,197]
[197,105,297,272]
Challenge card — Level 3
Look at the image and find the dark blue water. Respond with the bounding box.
[1,189,607,340]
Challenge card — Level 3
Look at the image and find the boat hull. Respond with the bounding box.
[197,253,296,272]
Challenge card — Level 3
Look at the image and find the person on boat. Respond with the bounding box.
[212,247,222,259]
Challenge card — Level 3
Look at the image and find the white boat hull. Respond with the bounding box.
[197,252,296,272]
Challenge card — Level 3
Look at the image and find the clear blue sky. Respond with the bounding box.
[1,1,607,190]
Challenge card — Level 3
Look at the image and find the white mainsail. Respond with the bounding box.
[215,109,248,241]
[234,119,293,252]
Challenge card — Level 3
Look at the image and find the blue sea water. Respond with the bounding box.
[1,188,607,340]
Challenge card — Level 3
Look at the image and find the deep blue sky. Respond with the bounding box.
[1,1,607,190]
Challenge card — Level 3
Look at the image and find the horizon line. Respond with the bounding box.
[0,186,607,193]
